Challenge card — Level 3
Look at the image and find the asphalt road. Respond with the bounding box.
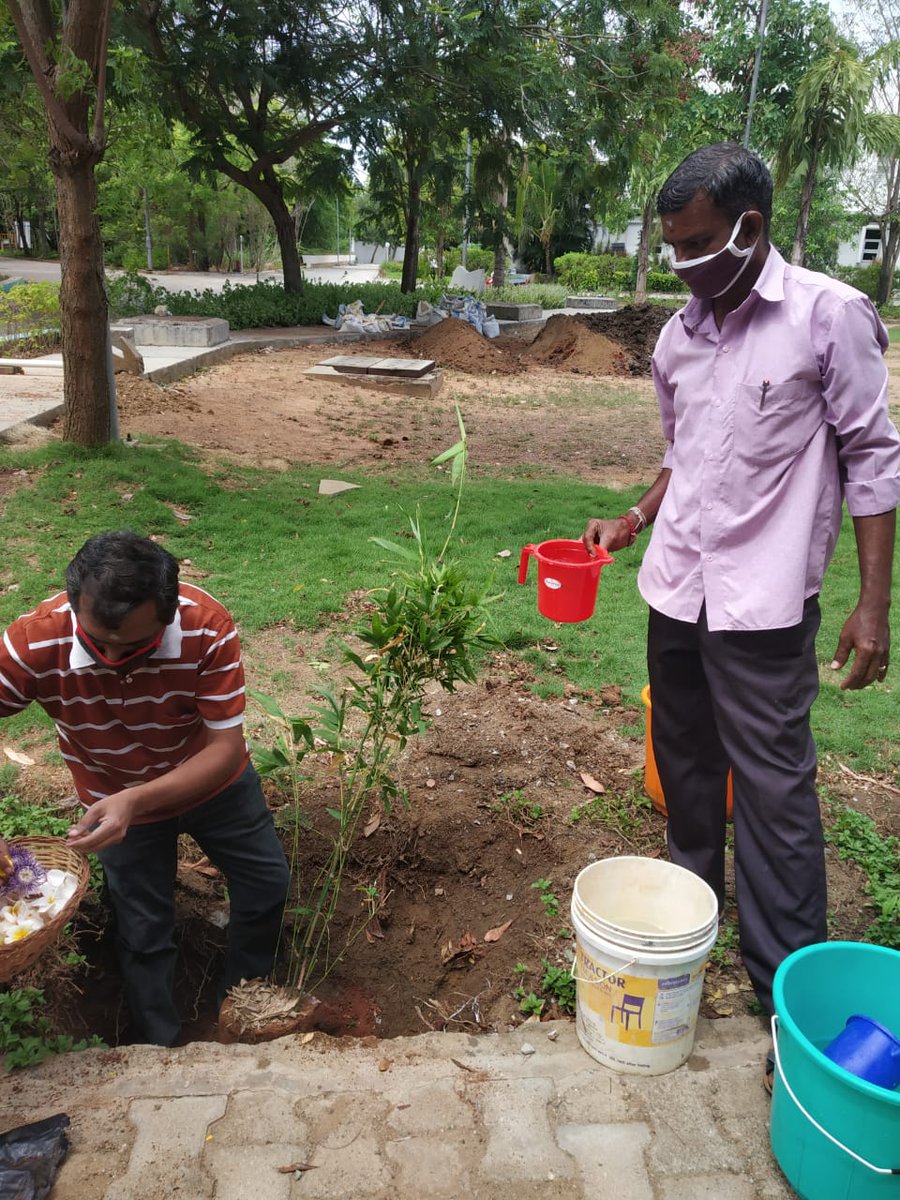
[0,258,383,291]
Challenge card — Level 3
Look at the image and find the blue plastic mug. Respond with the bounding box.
[823,1014,900,1091]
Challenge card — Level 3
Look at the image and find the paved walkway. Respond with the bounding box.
[0,1017,792,1199]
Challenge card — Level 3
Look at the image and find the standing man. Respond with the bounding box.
[583,143,900,1083]
[0,531,290,1045]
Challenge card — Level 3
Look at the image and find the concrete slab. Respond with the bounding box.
[0,374,64,438]
[485,303,542,322]
[566,296,619,310]
[495,318,547,340]
[319,355,436,378]
[126,315,230,347]
[303,363,444,398]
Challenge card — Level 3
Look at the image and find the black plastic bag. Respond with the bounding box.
[0,1114,69,1200]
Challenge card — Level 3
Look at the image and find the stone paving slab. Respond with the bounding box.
[0,1018,796,1200]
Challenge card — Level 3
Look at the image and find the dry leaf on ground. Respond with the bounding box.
[4,748,35,766]
[579,771,605,794]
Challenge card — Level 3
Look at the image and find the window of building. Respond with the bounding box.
[861,226,881,262]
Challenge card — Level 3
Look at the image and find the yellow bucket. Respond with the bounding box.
[641,685,733,819]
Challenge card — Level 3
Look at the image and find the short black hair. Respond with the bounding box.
[657,142,773,235]
[66,531,179,628]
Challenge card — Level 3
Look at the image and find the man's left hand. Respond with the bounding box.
[830,604,890,691]
[67,792,138,852]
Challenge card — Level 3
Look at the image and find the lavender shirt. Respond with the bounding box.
[639,246,900,632]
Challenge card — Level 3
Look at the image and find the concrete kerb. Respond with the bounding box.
[143,329,410,386]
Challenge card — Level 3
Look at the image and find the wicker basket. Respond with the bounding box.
[0,836,90,983]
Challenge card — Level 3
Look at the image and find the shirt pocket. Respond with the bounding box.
[734,380,825,466]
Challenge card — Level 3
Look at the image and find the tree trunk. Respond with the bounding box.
[491,178,510,288]
[435,227,445,277]
[32,211,50,257]
[401,168,422,293]
[14,213,28,254]
[634,197,654,304]
[791,157,818,267]
[9,0,114,445]
[268,198,302,293]
[876,220,900,306]
[196,205,210,271]
[55,153,112,446]
[223,165,303,292]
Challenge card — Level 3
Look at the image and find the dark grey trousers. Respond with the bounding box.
[647,597,827,1015]
[99,763,291,1046]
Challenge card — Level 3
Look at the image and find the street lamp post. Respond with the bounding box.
[743,0,770,149]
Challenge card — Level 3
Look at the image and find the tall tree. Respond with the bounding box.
[6,0,115,446]
[841,0,900,302]
[701,0,837,153]
[128,0,374,293]
[775,41,900,264]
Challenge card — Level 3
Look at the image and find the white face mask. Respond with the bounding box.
[670,212,759,300]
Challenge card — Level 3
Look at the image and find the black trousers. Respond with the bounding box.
[647,597,827,1015]
[99,763,291,1046]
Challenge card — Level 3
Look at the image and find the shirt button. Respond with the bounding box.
[721,345,729,353]
[125,675,133,683]
[706,503,713,510]
[706,554,713,561]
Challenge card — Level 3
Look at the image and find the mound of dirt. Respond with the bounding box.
[406,307,673,379]
[524,314,626,374]
[580,304,675,376]
[409,317,521,375]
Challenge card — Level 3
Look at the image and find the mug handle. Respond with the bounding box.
[518,545,535,585]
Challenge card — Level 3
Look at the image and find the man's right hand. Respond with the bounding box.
[582,517,635,556]
[67,792,138,852]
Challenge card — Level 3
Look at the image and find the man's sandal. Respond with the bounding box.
[764,1049,775,1095]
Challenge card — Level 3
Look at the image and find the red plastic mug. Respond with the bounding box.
[518,539,613,623]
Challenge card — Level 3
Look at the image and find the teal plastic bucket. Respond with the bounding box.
[771,942,900,1199]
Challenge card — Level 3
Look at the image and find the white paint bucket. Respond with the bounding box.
[571,856,719,1075]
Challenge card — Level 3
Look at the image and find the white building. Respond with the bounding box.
[836,224,882,267]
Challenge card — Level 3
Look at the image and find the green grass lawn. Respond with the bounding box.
[0,439,896,774]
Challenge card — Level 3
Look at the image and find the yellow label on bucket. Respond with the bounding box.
[576,944,706,1048]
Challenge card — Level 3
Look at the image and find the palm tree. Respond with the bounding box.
[776,41,900,266]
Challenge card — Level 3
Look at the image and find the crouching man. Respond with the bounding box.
[0,530,290,1045]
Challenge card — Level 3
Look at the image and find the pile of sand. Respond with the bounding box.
[410,318,520,375]
[580,304,674,375]
[523,315,626,374]
[403,305,673,378]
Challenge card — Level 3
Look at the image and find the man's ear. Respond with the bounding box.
[741,210,764,247]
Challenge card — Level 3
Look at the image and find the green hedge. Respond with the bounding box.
[552,252,688,296]
[646,269,689,294]
[105,273,447,327]
[553,252,638,293]
[0,281,61,353]
[833,262,883,300]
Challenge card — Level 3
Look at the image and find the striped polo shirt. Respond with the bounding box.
[0,583,248,816]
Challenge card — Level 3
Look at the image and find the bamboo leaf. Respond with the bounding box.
[370,536,419,562]
[431,439,465,465]
[250,690,288,721]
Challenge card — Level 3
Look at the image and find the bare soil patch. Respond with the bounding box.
[110,311,668,485]
[4,309,896,1048]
